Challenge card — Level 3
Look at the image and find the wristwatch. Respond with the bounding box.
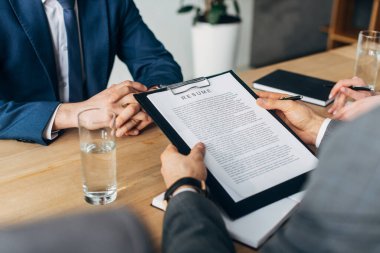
[164,177,207,207]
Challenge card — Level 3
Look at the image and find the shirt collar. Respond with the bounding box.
[42,0,77,6]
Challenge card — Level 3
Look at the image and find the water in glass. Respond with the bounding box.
[80,140,117,205]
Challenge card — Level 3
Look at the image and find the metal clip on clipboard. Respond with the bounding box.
[166,77,210,95]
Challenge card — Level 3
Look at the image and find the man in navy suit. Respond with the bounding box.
[0,0,182,145]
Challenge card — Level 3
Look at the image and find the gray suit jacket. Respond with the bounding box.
[164,108,380,253]
[319,119,343,151]
[262,111,380,252]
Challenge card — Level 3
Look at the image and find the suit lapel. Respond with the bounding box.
[77,0,109,97]
[9,0,59,98]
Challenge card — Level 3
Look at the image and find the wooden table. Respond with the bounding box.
[0,45,357,252]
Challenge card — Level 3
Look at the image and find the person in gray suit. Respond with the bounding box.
[1,91,380,253]
[160,92,380,253]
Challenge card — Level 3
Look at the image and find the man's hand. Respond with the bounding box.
[121,86,159,136]
[53,81,153,136]
[328,77,372,115]
[256,91,325,145]
[333,95,380,121]
[121,110,154,137]
[160,143,207,188]
[86,81,151,137]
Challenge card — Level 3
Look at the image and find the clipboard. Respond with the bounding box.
[135,70,315,220]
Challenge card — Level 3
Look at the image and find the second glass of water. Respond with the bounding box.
[354,30,380,91]
[78,108,117,205]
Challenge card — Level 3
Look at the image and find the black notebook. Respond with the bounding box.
[252,70,335,106]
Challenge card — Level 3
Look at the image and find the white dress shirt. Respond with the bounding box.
[42,0,83,140]
[43,0,69,102]
[315,118,332,148]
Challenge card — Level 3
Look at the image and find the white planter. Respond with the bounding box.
[192,22,241,77]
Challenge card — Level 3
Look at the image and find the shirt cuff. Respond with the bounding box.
[315,118,332,148]
[173,187,198,197]
[43,104,61,140]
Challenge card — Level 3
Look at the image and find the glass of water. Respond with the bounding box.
[354,30,380,91]
[78,108,117,205]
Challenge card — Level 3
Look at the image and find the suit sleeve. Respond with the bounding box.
[318,119,343,150]
[163,192,236,253]
[0,100,60,145]
[117,0,183,88]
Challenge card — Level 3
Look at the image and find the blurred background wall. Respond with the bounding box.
[251,0,332,67]
[108,0,350,84]
[108,0,254,84]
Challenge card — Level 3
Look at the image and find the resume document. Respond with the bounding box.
[148,72,317,202]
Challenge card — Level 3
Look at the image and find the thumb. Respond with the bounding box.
[161,144,178,158]
[257,98,293,112]
[189,142,206,161]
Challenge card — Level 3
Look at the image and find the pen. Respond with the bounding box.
[349,85,373,92]
[323,83,373,92]
[280,95,303,101]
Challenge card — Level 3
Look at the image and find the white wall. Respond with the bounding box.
[108,0,254,85]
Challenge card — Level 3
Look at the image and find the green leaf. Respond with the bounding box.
[207,10,222,24]
[177,5,194,14]
[233,0,240,16]
[215,3,227,13]
[207,5,226,24]
[193,8,201,25]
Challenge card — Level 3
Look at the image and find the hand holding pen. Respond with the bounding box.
[256,91,325,145]
[327,77,374,115]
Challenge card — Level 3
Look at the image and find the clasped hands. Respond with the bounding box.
[54,80,153,137]
[82,81,153,137]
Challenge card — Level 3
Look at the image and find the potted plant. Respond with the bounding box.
[178,0,242,77]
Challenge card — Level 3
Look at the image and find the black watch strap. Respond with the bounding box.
[164,177,207,202]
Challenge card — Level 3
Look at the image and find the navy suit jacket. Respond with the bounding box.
[0,0,182,145]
